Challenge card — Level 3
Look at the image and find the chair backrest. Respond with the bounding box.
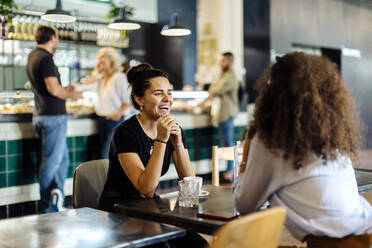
[72,159,109,209]
[212,146,235,186]
[210,207,286,248]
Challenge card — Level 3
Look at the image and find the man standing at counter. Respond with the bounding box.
[26,26,82,213]
[208,52,239,181]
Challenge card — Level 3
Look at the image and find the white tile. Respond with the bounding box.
[0,178,73,205]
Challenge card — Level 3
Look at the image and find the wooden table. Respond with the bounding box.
[0,207,185,248]
[356,169,372,193]
[114,169,372,235]
[114,185,233,235]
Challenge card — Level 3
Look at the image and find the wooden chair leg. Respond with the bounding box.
[212,146,219,186]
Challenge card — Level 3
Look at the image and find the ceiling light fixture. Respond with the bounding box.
[161,13,191,36]
[41,0,76,23]
[108,7,140,30]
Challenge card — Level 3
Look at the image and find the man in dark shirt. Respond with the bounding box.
[27,26,82,213]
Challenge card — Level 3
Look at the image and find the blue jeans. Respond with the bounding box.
[97,116,124,159]
[218,117,235,172]
[33,115,69,213]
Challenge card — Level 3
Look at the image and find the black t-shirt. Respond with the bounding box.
[26,47,66,115]
[103,115,187,201]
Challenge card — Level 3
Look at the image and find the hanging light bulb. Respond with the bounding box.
[41,0,76,23]
[108,7,140,30]
[161,13,191,36]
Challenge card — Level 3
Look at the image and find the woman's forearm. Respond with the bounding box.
[173,147,195,178]
[137,142,167,197]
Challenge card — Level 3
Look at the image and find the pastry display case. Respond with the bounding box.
[0,91,34,114]
[66,92,96,116]
[172,90,210,114]
[0,90,96,122]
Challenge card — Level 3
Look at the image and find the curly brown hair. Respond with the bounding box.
[248,52,364,169]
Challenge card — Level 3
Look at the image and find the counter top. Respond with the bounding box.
[0,113,97,123]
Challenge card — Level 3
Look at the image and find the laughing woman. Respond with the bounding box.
[98,63,207,248]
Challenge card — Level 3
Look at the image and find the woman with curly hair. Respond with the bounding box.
[233,52,372,247]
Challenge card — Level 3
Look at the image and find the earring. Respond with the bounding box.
[140,105,144,111]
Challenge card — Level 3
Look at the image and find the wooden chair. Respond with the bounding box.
[212,146,235,186]
[210,207,286,248]
[72,159,109,209]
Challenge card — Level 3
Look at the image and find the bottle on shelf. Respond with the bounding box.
[1,16,9,38]
[60,23,68,40]
[79,22,85,41]
[63,24,70,41]
[26,16,35,40]
[4,18,9,39]
[20,15,29,40]
[1,14,124,47]
[71,24,78,41]
[55,23,62,40]
[0,16,3,38]
[33,18,41,39]
[89,23,97,42]
[14,15,22,40]
[67,24,75,41]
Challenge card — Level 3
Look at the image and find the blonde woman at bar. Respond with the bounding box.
[82,47,132,158]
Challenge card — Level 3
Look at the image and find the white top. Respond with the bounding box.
[233,135,372,241]
[84,72,131,117]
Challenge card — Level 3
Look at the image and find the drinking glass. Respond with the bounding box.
[183,176,203,192]
[233,140,244,182]
[178,179,200,207]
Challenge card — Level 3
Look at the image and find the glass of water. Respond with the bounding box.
[234,140,244,182]
[178,179,200,207]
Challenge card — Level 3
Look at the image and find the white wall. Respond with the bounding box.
[14,0,158,23]
[271,0,372,148]
[197,0,244,82]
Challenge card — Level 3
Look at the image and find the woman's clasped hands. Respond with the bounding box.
[156,114,182,148]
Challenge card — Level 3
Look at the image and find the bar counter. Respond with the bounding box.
[0,109,252,207]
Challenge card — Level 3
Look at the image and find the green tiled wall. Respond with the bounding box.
[66,135,101,178]
[0,141,6,188]
[0,174,5,187]
[0,157,5,172]
[0,141,6,156]
[0,135,100,188]
[0,125,246,188]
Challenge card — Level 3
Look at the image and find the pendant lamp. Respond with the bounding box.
[41,0,76,23]
[161,13,191,36]
[108,7,140,30]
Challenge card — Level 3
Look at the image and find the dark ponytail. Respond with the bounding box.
[127,63,168,110]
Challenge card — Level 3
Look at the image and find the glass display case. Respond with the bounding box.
[0,90,96,122]
[172,90,209,114]
[66,92,96,116]
[0,91,34,113]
